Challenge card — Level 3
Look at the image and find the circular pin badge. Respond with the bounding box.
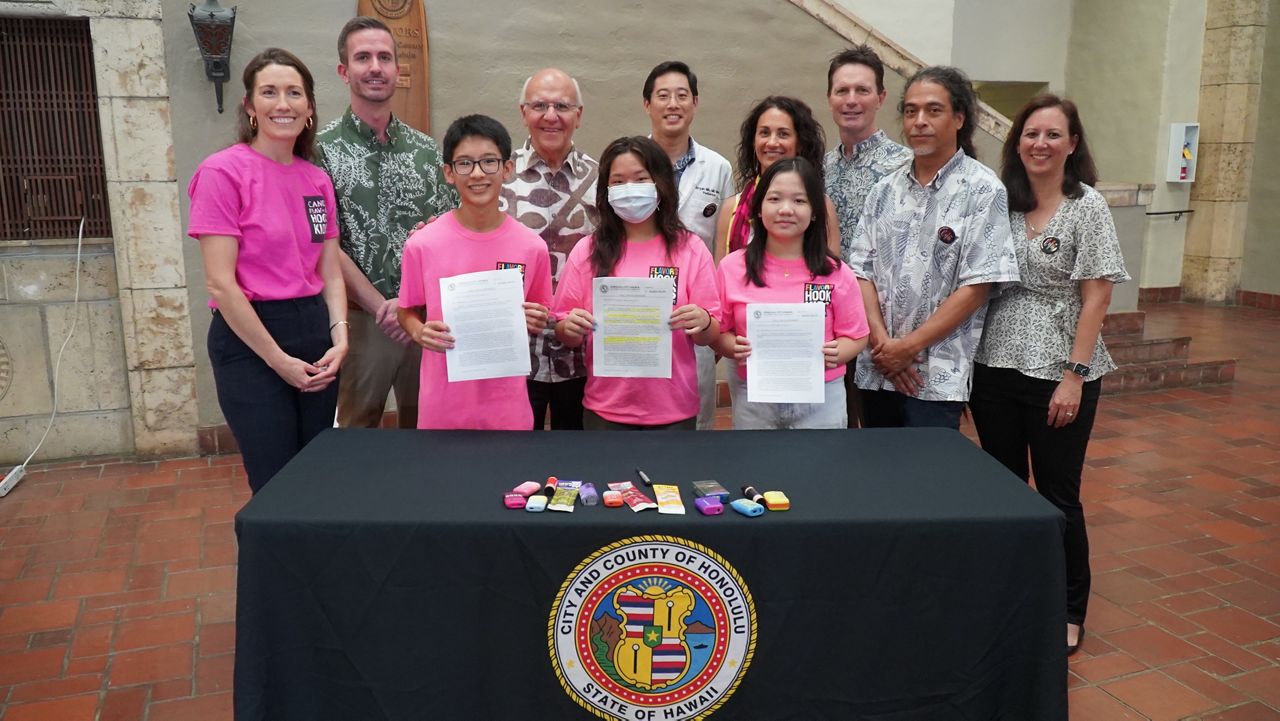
[1041,236,1061,254]
[549,535,756,721]
[937,226,957,245]
[702,203,718,218]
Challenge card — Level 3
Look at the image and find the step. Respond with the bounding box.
[1102,311,1145,338]
[1102,358,1236,395]
[1105,335,1191,365]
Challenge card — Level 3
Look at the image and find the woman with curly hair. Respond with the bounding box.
[713,96,840,263]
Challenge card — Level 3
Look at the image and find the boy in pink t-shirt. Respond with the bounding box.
[398,115,552,430]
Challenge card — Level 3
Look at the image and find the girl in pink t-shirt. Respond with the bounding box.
[554,137,721,429]
[714,157,869,430]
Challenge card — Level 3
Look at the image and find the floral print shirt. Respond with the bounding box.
[499,139,600,382]
[824,130,913,264]
[848,150,1020,401]
[976,184,1130,381]
[314,109,457,298]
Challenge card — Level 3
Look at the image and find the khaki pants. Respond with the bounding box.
[337,309,421,428]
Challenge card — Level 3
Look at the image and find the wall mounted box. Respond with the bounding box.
[1167,123,1199,183]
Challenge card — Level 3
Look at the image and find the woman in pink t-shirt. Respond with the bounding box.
[554,137,721,429]
[187,48,348,493]
[714,157,869,430]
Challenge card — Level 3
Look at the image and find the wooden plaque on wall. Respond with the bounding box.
[355,0,431,134]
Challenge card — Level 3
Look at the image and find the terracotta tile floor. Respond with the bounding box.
[0,301,1277,721]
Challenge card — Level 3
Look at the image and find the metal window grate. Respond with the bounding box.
[0,17,112,240]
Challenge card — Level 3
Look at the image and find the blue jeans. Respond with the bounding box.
[860,389,965,429]
[729,372,848,430]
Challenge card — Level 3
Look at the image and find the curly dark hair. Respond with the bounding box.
[591,136,687,278]
[734,96,826,191]
[1001,94,1098,213]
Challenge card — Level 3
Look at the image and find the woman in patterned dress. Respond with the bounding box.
[969,95,1130,656]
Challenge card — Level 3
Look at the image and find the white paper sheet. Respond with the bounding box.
[439,268,531,382]
[591,277,674,378]
[745,302,825,403]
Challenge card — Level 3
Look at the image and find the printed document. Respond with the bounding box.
[439,268,530,382]
[745,303,825,403]
[592,277,674,378]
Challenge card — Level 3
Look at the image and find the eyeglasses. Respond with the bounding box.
[522,100,580,115]
[653,91,692,104]
[448,157,504,175]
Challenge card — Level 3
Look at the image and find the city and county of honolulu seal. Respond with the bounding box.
[549,535,756,720]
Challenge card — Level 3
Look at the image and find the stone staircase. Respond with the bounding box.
[1100,312,1236,394]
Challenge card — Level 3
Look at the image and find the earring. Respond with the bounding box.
[306,117,314,130]
[249,115,258,131]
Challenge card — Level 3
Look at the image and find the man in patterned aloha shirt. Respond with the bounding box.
[848,66,1019,430]
[315,16,458,429]
[823,45,913,427]
[500,68,600,430]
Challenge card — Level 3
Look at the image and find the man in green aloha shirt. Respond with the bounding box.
[315,16,457,428]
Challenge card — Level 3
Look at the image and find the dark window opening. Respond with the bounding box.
[0,17,112,240]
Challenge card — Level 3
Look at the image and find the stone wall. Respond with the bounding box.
[0,0,197,464]
[0,243,132,461]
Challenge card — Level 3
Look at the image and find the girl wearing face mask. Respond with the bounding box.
[554,136,721,430]
[714,157,868,429]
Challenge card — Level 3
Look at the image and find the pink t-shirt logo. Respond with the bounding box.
[803,282,833,304]
[496,261,527,275]
[304,196,327,243]
[649,266,679,304]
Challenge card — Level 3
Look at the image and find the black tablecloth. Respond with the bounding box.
[235,428,1066,720]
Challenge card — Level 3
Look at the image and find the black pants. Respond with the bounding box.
[844,372,864,428]
[968,363,1101,625]
[209,296,337,493]
[861,389,965,429]
[583,409,696,431]
[528,377,586,430]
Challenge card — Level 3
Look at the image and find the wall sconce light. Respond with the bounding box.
[189,0,237,113]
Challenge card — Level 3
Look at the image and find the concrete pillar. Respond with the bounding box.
[1183,0,1269,301]
[90,4,199,456]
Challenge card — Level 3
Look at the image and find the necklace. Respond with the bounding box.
[1027,196,1064,235]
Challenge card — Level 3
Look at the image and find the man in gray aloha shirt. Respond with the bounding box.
[499,68,600,429]
[823,45,913,427]
[315,16,457,429]
[848,66,1019,429]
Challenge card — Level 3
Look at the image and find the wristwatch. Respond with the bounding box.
[1063,361,1091,379]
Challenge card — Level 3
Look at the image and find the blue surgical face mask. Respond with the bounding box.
[607,182,659,224]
